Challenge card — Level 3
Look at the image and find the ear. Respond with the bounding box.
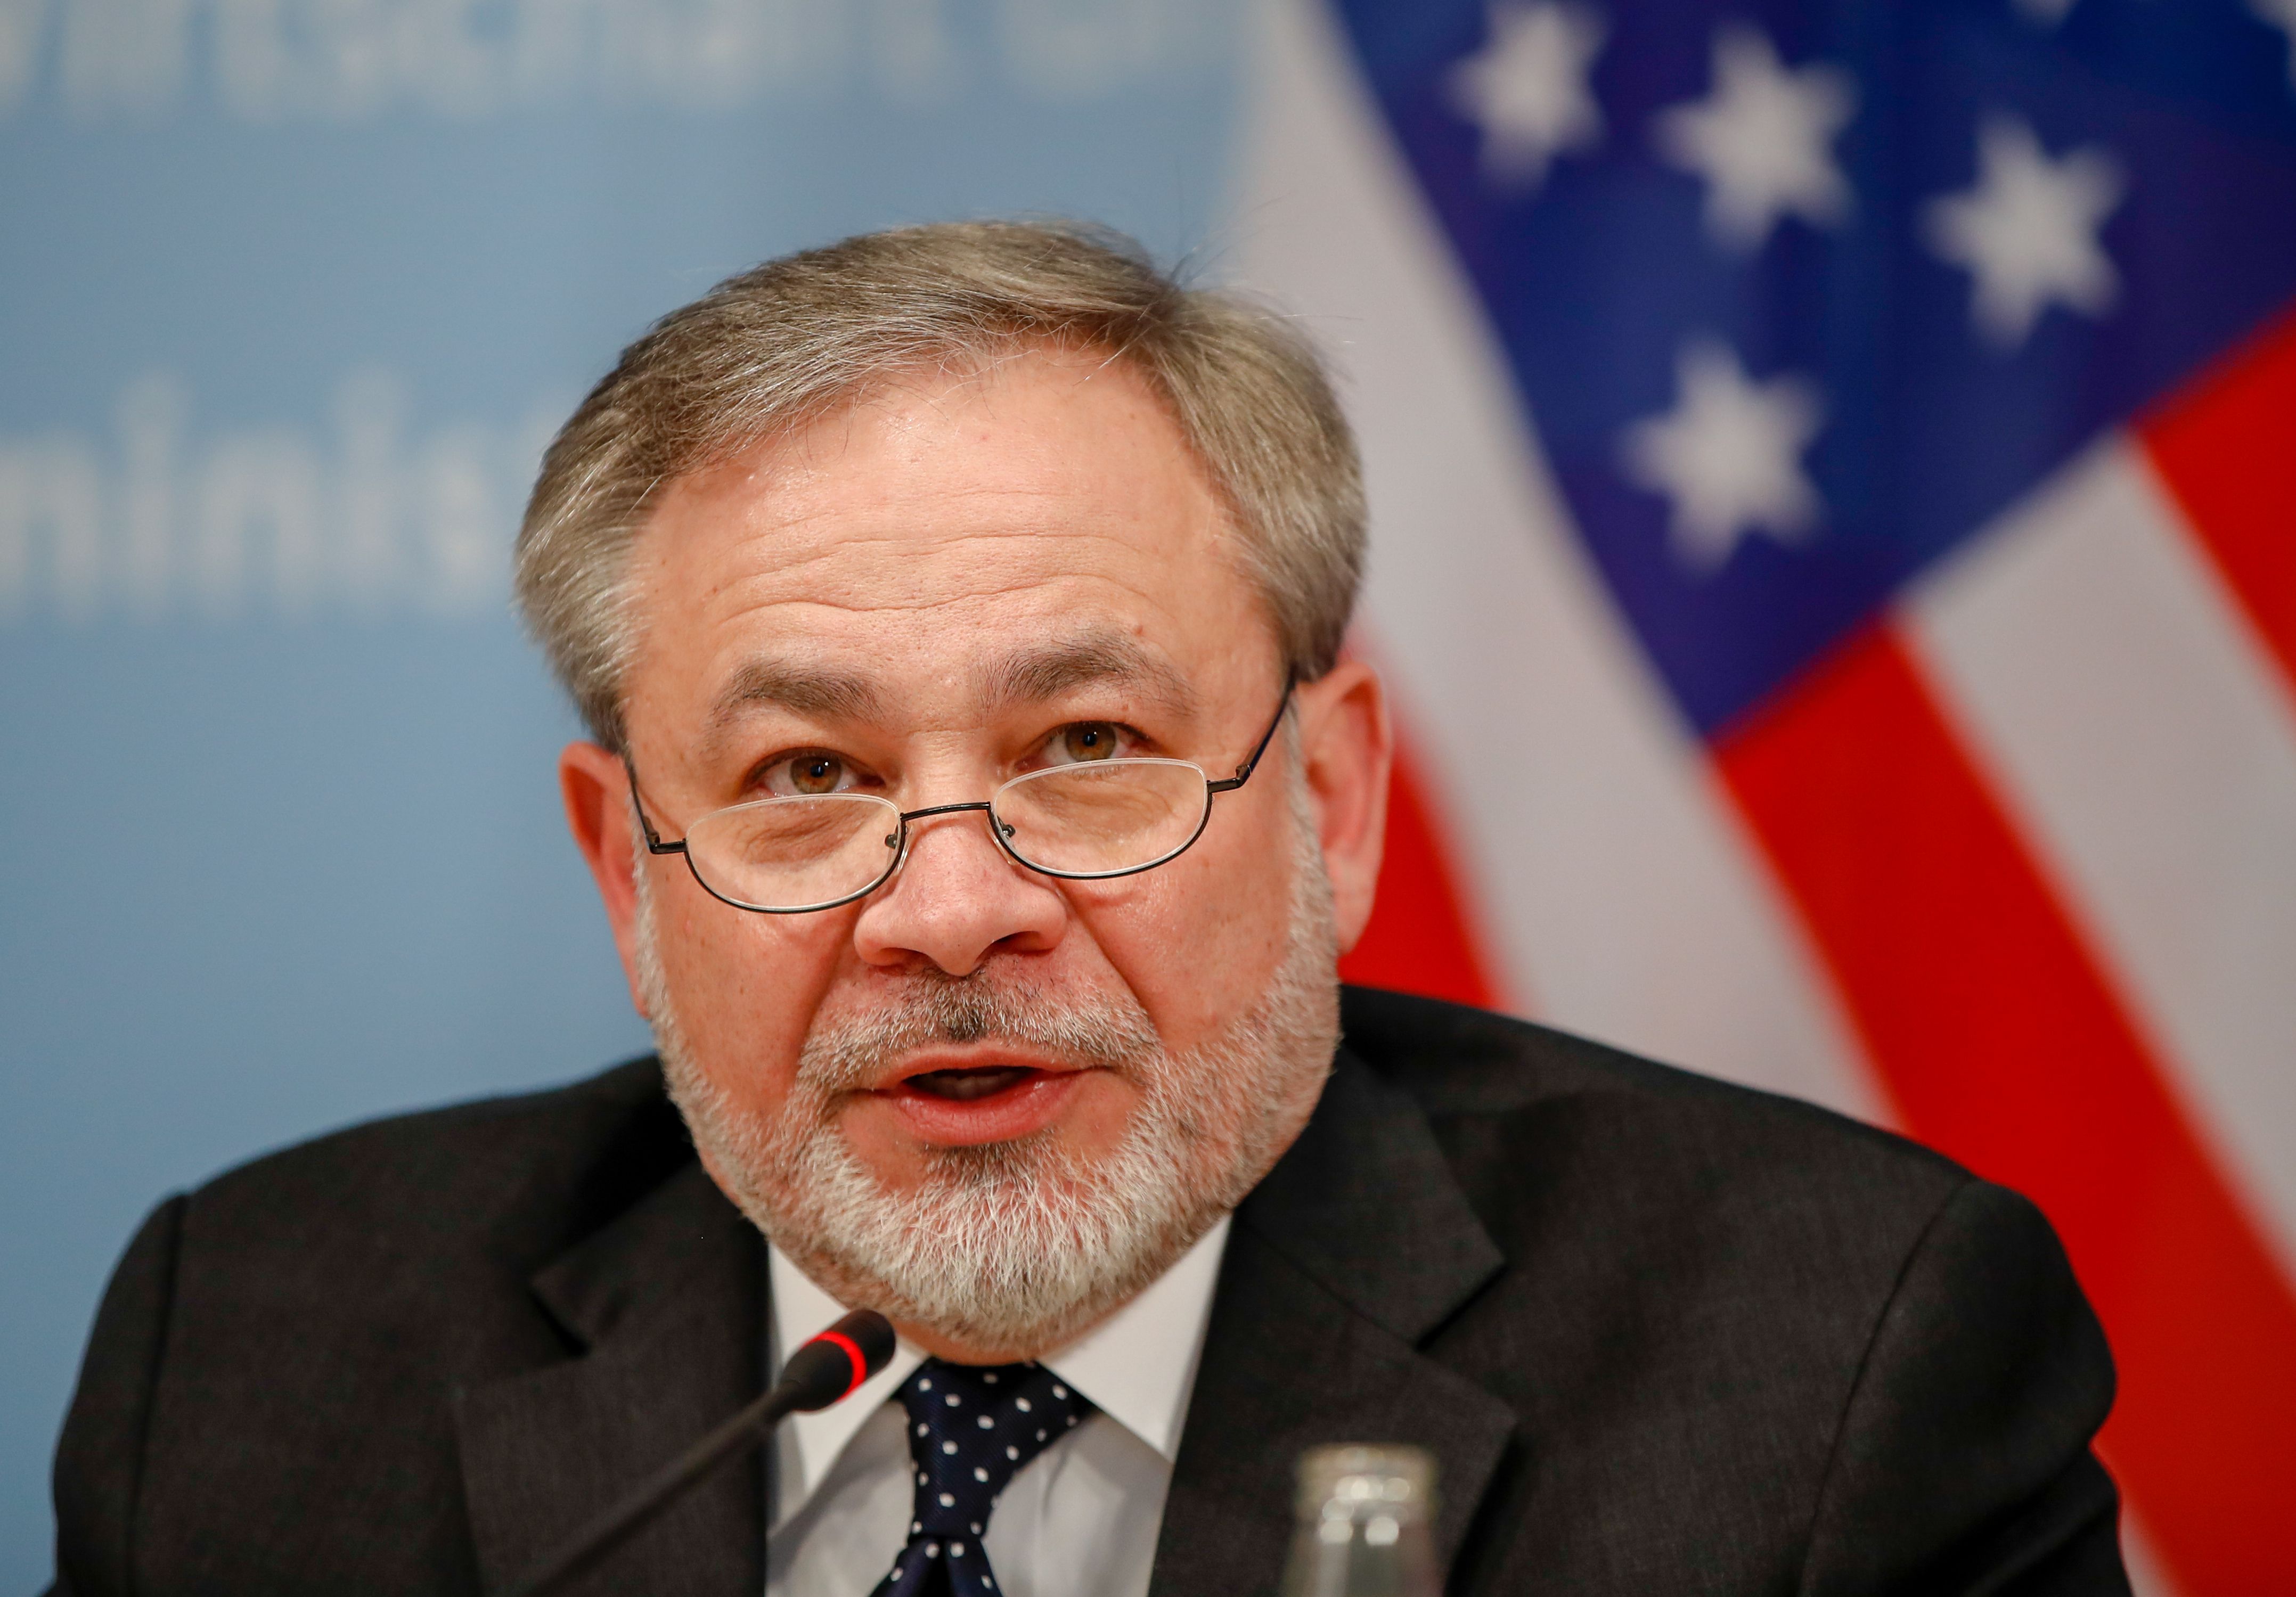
[560,740,653,1019]
[1294,658,1392,955]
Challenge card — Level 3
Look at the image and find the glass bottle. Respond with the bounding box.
[1277,1444,1441,1597]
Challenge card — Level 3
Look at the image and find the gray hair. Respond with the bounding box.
[513,219,1366,751]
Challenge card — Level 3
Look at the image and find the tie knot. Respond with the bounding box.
[896,1360,1093,1537]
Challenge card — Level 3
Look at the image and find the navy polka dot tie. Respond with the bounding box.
[867,1359,1095,1597]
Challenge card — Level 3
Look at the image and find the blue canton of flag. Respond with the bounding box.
[1336,0,2296,734]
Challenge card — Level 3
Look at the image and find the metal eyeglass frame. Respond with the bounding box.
[623,672,1297,914]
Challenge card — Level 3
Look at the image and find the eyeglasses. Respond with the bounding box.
[625,677,1295,914]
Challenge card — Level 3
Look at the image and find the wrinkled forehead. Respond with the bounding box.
[621,351,1278,741]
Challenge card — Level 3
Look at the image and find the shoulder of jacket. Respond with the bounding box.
[1339,985,1966,1199]
[178,1056,687,1260]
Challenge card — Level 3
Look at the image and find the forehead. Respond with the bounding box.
[624,349,1271,733]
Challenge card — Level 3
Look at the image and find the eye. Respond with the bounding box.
[756,750,868,797]
[1042,721,1131,765]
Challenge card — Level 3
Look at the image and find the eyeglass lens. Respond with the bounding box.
[683,792,901,913]
[991,759,1211,877]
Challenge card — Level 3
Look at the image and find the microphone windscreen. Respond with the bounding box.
[779,1308,897,1411]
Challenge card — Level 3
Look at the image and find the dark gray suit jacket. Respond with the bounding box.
[51,989,2128,1595]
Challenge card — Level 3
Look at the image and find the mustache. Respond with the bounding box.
[793,969,1163,1094]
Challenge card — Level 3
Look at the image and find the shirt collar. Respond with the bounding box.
[769,1214,1231,1523]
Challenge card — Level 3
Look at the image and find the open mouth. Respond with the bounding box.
[902,1066,1044,1102]
[876,1058,1087,1145]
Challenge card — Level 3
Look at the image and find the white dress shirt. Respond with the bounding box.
[763,1216,1230,1597]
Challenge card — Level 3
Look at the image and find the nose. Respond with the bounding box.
[851,805,1069,976]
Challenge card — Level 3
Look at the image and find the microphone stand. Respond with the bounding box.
[506,1309,895,1597]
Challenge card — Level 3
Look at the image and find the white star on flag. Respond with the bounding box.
[1448,2,1607,190]
[1624,339,1825,572]
[2256,0,2296,86]
[1924,114,2124,349]
[1653,24,1857,252]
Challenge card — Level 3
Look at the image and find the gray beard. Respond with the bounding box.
[634,777,1341,1356]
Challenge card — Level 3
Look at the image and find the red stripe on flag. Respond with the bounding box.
[2140,303,2296,702]
[1714,623,2296,1597]
[1338,738,1501,1010]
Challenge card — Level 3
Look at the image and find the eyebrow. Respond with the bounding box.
[704,658,888,741]
[976,632,1199,722]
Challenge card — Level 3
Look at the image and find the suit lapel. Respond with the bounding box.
[455,1159,767,1597]
[1150,1049,1517,1597]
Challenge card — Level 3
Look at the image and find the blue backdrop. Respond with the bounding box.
[0,1,1244,1581]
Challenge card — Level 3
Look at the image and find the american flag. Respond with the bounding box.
[1232,1,2296,1590]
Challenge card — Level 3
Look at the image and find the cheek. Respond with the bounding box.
[1067,792,1300,1049]
[651,875,852,1103]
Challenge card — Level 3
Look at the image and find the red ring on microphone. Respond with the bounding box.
[807,1329,870,1399]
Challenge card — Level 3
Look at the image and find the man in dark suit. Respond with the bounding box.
[53,222,2128,1595]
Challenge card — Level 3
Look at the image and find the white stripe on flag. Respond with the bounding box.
[2120,1510,2184,1597]
[1229,0,1877,1119]
[1909,438,2296,1276]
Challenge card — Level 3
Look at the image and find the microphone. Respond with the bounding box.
[506,1307,896,1597]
